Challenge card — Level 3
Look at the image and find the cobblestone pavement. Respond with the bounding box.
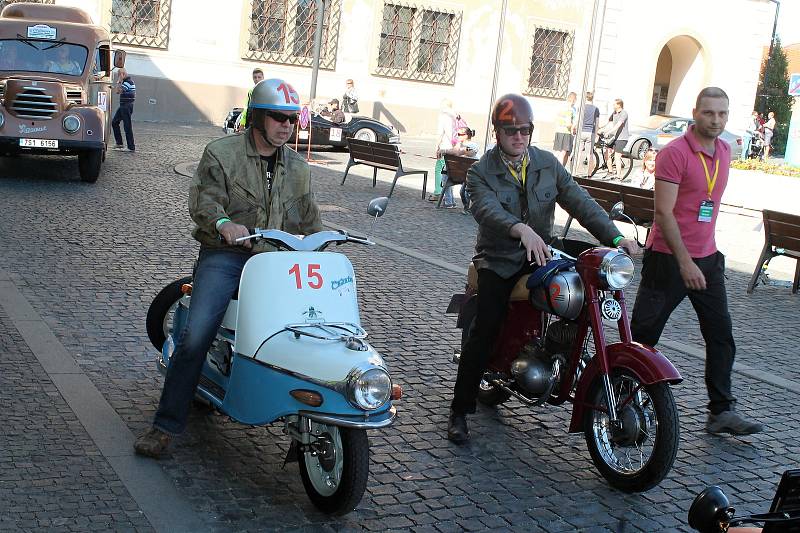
[0,123,798,532]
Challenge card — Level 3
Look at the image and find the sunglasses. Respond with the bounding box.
[266,110,300,125]
[501,126,532,137]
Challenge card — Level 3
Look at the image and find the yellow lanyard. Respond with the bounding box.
[507,154,528,187]
[697,152,718,199]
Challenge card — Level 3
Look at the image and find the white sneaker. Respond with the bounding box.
[112,145,125,151]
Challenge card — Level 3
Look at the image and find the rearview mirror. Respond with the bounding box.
[688,485,734,532]
[113,49,126,69]
[609,201,625,221]
[367,197,389,218]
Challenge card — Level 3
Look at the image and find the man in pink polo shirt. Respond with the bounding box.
[631,87,762,436]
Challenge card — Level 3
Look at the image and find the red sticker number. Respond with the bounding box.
[277,83,300,105]
[289,263,324,289]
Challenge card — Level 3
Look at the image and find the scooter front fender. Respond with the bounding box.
[568,342,682,433]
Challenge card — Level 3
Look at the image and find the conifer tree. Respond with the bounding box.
[755,36,794,154]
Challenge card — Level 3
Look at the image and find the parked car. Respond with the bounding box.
[624,115,742,160]
[222,108,400,147]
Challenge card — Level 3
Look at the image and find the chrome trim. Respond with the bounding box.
[284,322,367,341]
[345,364,392,410]
[298,406,396,429]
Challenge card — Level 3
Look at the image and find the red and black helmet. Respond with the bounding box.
[491,93,534,128]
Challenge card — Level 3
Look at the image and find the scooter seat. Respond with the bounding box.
[466,262,530,302]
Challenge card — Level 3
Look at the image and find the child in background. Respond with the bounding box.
[638,148,656,189]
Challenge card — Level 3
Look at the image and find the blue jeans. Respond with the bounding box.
[153,248,251,434]
[112,102,135,150]
[740,134,751,160]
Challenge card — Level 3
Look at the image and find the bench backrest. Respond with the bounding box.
[443,153,476,185]
[763,209,800,253]
[574,176,655,225]
[347,138,401,169]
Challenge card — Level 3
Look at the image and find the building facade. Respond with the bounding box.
[6,0,775,142]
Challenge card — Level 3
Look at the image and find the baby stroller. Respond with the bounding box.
[748,130,766,160]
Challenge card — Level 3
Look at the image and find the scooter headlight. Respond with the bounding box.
[348,367,391,410]
[0,112,5,129]
[599,250,635,289]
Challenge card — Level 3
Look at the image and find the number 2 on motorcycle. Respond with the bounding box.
[549,283,560,304]
[289,264,323,289]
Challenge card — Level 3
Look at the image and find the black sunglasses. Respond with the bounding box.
[501,126,532,136]
[266,110,299,125]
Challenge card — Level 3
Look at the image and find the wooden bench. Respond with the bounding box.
[437,153,477,208]
[341,138,428,199]
[746,209,800,294]
[561,177,655,238]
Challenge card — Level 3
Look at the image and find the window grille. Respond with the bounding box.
[245,0,341,70]
[525,26,574,99]
[110,0,172,49]
[0,0,54,11]
[374,2,461,85]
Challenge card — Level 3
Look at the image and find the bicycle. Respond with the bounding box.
[572,136,634,181]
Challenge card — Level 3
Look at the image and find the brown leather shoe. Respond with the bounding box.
[134,427,172,458]
[447,409,470,444]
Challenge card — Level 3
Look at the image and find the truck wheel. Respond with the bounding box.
[79,149,102,183]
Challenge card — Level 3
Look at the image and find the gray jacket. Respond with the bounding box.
[467,145,621,278]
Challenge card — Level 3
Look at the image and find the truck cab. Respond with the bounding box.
[0,3,125,182]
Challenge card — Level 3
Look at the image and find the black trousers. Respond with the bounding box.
[112,102,135,150]
[630,250,736,414]
[451,239,592,414]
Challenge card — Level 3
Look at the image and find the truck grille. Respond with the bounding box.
[10,86,58,119]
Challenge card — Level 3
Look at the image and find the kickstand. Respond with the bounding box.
[282,440,299,469]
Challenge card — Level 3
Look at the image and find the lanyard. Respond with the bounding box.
[506,154,528,187]
[697,152,719,199]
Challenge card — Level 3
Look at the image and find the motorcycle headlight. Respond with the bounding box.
[63,115,81,134]
[348,367,392,410]
[599,250,635,289]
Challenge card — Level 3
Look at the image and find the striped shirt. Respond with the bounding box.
[119,76,136,104]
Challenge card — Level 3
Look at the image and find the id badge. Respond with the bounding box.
[698,199,714,223]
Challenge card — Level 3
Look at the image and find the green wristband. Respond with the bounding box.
[215,217,231,231]
[612,235,624,246]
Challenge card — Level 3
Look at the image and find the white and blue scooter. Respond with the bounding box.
[145,198,399,515]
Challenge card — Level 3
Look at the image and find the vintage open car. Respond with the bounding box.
[223,107,400,148]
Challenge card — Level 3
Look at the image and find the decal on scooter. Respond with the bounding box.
[331,275,354,293]
[289,263,324,289]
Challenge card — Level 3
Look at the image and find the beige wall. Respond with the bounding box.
[66,0,773,140]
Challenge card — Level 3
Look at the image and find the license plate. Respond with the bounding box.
[19,138,58,148]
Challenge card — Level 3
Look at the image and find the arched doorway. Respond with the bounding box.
[650,36,705,116]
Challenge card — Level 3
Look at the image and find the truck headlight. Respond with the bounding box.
[63,115,81,134]
[599,250,635,289]
[348,367,391,410]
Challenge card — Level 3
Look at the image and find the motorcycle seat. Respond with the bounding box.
[467,262,530,302]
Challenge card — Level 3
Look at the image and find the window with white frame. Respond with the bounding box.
[110,0,172,49]
[525,26,574,99]
[374,2,461,85]
[245,0,341,70]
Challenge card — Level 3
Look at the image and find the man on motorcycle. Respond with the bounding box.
[447,93,639,444]
[135,78,323,458]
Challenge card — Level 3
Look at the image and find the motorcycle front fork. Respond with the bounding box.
[602,374,620,424]
[282,415,329,466]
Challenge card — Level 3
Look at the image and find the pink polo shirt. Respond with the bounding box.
[646,125,729,258]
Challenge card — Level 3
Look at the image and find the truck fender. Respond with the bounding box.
[568,342,682,433]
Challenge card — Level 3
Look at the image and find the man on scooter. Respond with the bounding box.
[447,93,640,444]
[135,78,323,458]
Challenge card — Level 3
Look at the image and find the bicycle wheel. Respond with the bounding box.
[620,153,634,181]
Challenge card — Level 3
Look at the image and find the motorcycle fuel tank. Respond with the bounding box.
[529,271,584,320]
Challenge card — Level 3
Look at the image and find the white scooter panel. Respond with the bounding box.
[235,251,361,358]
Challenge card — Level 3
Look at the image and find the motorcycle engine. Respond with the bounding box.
[510,344,554,396]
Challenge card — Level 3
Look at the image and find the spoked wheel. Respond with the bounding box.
[298,422,369,515]
[460,314,511,407]
[583,370,679,492]
[146,276,192,351]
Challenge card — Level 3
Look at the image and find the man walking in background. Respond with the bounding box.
[111,67,136,152]
[631,87,762,436]
[235,67,265,132]
[578,91,600,175]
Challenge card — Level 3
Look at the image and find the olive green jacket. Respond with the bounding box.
[467,145,621,278]
[189,129,323,253]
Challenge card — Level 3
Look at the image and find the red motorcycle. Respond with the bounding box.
[447,236,682,492]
